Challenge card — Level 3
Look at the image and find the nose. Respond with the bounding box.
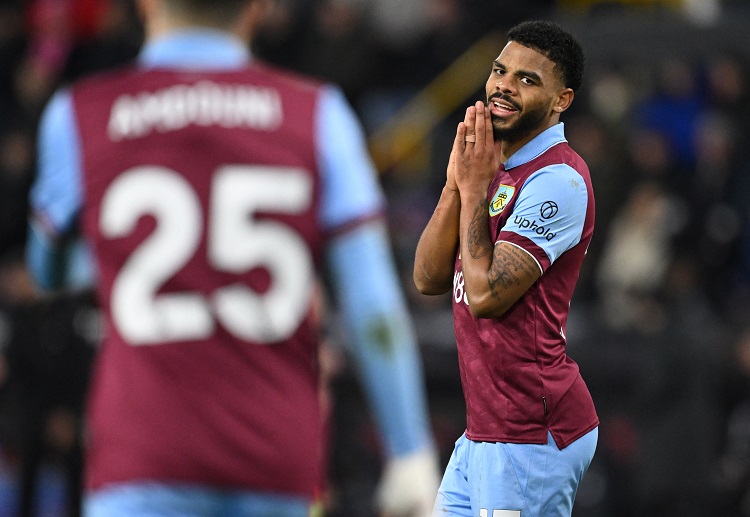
[495,78,516,95]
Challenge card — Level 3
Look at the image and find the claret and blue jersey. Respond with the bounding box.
[27,30,433,498]
[452,123,599,449]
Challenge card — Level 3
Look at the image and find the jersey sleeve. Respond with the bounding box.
[325,221,434,457]
[498,164,589,272]
[315,84,385,232]
[29,89,84,236]
[26,88,95,291]
[316,87,433,457]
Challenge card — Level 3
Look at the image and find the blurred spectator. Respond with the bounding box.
[632,58,705,170]
[5,290,97,517]
[15,0,139,118]
[714,327,750,516]
[16,0,104,111]
[594,181,683,330]
[565,112,629,297]
[0,2,27,133]
[294,0,378,104]
[0,129,34,258]
[253,0,312,69]
[704,53,750,150]
[0,253,97,517]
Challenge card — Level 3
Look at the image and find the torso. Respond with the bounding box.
[452,139,598,448]
[74,64,326,495]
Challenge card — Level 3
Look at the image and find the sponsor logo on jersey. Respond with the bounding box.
[513,215,557,241]
[489,184,515,217]
[539,200,558,219]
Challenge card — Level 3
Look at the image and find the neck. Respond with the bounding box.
[498,131,539,162]
[140,0,256,44]
[497,116,559,163]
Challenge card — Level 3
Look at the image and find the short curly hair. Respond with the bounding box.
[507,20,586,92]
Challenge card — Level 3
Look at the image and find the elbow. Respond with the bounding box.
[466,292,512,319]
[468,303,506,319]
[413,264,452,296]
[413,278,432,295]
[413,274,450,296]
[468,303,510,319]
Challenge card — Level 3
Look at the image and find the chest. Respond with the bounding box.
[486,168,527,237]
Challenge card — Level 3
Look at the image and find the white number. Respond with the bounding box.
[101,167,212,344]
[453,270,468,305]
[209,166,313,343]
[100,165,314,345]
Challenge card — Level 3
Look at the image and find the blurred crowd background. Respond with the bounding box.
[0,0,749,515]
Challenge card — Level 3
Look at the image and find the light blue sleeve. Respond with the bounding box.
[501,164,588,264]
[26,89,95,291]
[317,84,432,457]
[315,85,385,229]
[29,89,83,234]
[326,218,434,457]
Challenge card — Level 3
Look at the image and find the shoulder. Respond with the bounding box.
[516,142,591,200]
[542,142,591,182]
[512,160,589,232]
[520,161,587,200]
[70,63,141,94]
[250,59,326,95]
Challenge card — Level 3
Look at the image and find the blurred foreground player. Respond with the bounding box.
[25,0,439,515]
[414,20,598,516]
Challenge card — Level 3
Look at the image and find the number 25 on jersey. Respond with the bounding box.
[100,164,314,346]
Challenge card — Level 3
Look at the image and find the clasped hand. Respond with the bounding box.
[446,100,500,194]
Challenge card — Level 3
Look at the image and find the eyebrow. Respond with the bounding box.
[493,60,543,84]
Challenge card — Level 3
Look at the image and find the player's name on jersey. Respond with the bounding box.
[107,81,283,141]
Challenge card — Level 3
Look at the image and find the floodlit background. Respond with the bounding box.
[0,0,749,515]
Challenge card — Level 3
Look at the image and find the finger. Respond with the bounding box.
[464,105,476,144]
[448,146,457,171]
[456,121,467,152]
[483,104,493,146]
[447,136,457,171]
[474,100,486,148]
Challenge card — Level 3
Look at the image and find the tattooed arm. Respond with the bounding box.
[454,101,541,317]
[458,182,541,318]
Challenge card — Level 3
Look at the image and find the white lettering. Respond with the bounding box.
[452,270,469,306]
[108,81,284,141]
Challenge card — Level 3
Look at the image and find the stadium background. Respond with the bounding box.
[0,0,749,515]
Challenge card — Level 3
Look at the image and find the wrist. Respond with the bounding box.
[458,186,489,205]
[443,184,459,194]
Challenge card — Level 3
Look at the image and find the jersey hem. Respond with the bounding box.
[550,419,600,450]
[464,418,600,449]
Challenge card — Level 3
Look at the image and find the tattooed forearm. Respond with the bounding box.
[467,199,492,259]
[487,244,538,299]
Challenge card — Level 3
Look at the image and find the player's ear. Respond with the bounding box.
[135,0,154,24]
[234,0,272,42]
[552,88,574,114]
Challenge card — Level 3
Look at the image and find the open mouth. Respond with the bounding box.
[488,96,519,117]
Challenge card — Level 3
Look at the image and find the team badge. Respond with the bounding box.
[489,184,515,216]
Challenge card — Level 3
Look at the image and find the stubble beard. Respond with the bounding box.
[491,103,549,143]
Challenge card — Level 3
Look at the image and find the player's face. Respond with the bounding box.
[485,41,565,143]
